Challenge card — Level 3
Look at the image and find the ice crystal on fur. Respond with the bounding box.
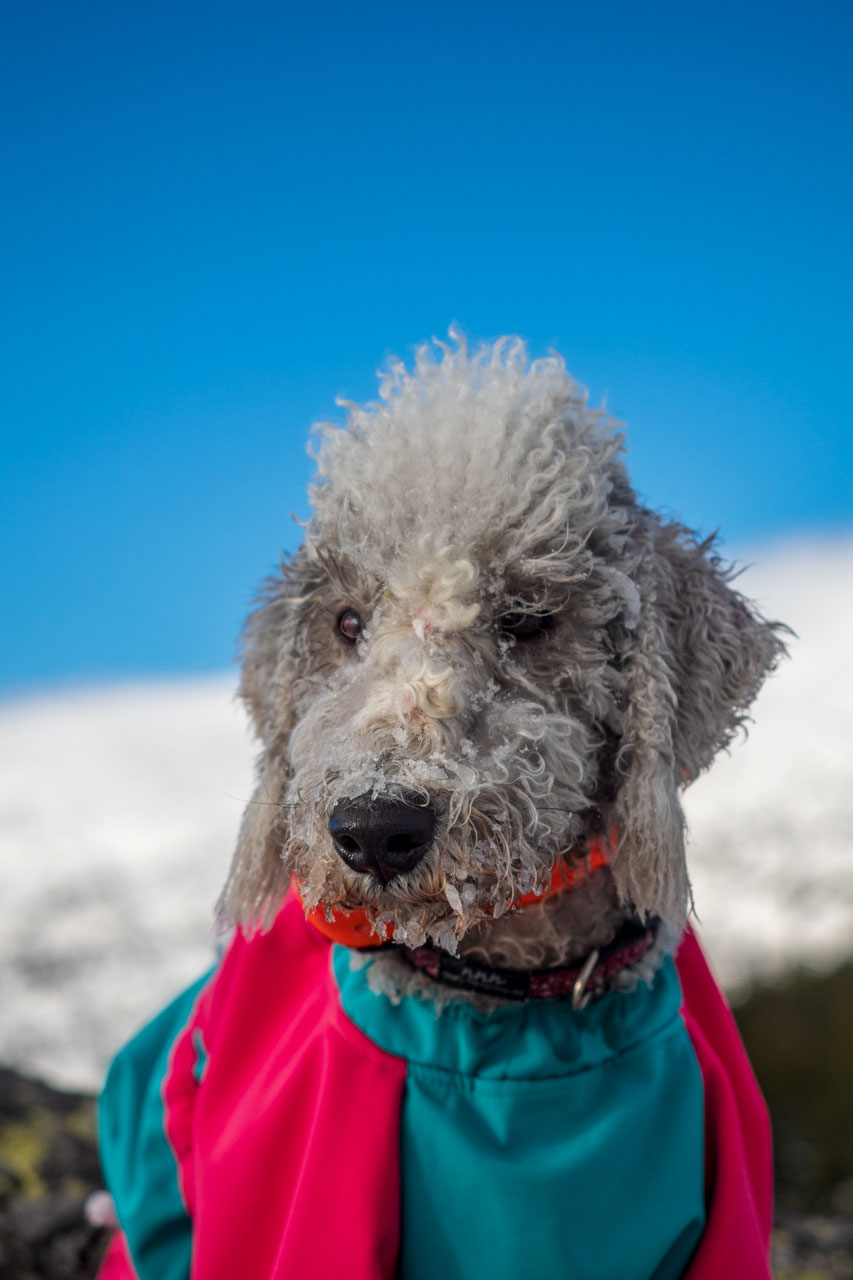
[220,332,787,967]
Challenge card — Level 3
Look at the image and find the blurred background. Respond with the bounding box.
[1,0,851,1249]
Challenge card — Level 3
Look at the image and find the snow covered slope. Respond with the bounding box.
[1,536,851,1088]
[683,536,853,990]
[0,677,253,1088]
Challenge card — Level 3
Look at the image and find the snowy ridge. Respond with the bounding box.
[1,535,851,1089]
[683,536,853,989]
[0,677,253,1089]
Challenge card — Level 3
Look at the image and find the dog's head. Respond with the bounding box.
[220,335,786,952]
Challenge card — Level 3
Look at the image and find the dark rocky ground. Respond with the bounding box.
[0,1068,108,1280]
[734,959,853,1221]
[1,959,851,1278]
[772,1212,853,1279]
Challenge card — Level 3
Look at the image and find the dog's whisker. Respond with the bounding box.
[224,793,299,809]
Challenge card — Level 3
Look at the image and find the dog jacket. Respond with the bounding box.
[96,893,773,1280]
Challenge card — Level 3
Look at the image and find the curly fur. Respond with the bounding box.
[219,331,787,973]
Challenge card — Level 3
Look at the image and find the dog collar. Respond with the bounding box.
[296,837,612,949]
[400,916,660,1006]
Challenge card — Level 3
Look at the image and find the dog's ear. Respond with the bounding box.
[218,549,317,929]
[612,516,787,927]
[239,570,298,752]
[218,776,289,931]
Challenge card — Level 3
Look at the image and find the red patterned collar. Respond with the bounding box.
[400,916,659,1006]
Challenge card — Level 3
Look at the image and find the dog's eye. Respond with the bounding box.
[338,609,363,643]
[499,611,554,640]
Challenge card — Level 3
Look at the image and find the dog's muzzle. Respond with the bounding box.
[328,793,436,884]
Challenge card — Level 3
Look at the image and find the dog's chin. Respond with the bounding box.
[302,867,560,958]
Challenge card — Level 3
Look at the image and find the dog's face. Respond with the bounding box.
[221,337,785,954]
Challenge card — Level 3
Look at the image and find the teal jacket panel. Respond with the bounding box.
[334,949,705,1280]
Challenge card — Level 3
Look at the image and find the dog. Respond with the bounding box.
[96,334,785,1280]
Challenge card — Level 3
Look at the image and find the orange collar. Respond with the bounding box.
[295,837,611,948]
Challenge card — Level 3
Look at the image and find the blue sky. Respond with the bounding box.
[2,0,850,690]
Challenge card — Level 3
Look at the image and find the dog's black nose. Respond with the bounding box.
[328,794,435,883]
